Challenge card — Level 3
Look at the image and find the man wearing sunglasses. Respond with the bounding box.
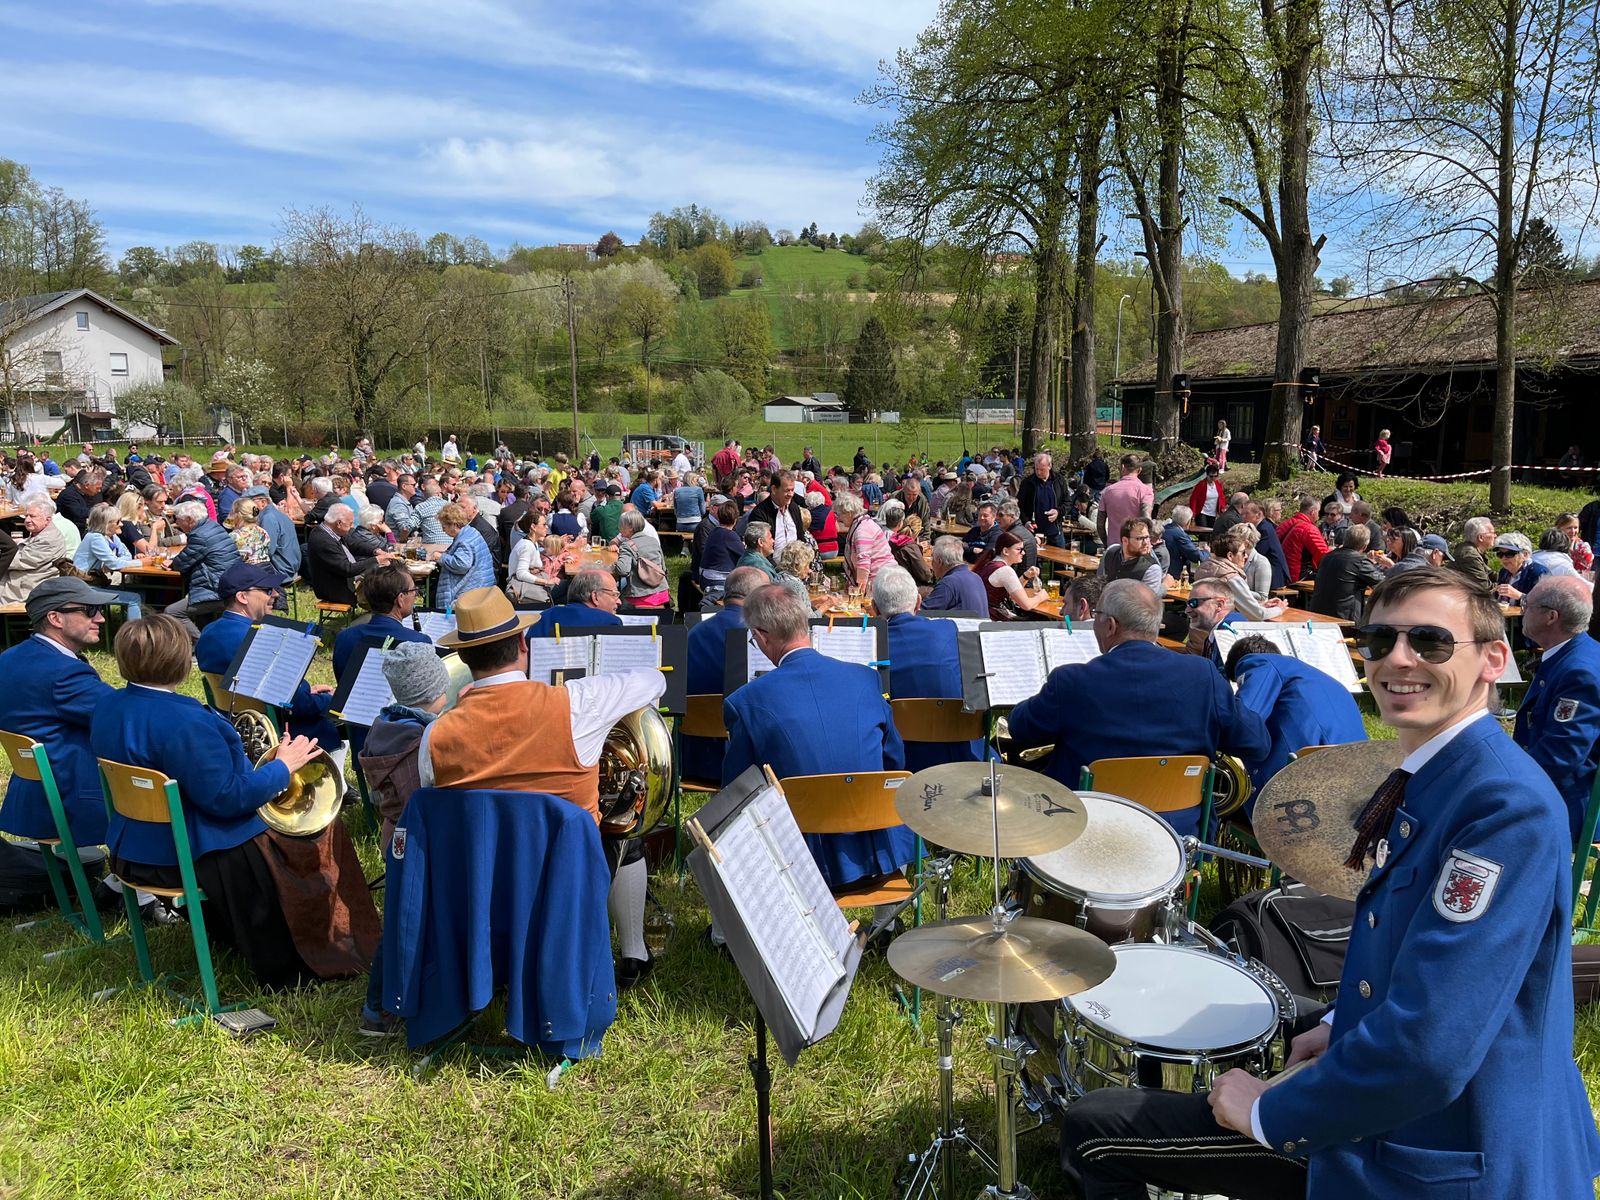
[1064,567,1600,1198]
[1514,576,1600,845]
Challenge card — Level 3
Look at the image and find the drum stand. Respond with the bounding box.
[902,858,998,1200]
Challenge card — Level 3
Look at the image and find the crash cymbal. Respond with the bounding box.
[895,762,1087,857]
[1253,741,1406,900]
[888,915,1117,1003]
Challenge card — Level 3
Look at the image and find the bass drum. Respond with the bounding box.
[1010,792,1186,944]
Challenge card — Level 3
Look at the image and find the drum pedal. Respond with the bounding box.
[211,1008,278,1037]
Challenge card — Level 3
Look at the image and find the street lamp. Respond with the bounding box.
[1113,293,1132,438]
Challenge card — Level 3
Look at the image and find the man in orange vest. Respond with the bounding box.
[423,587,666,987]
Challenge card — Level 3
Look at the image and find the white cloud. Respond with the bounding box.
[689,0,937,76]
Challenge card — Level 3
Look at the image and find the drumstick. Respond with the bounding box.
[1264,1057,1317,1089]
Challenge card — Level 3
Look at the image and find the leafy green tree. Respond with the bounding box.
[204,356,285,442]
[843,315,901,418]
[111,380,208,442]
[595,231,625,257]
[688,243,736,298]
[684,370,755,440]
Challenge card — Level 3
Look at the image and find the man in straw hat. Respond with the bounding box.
[422,587,665,988]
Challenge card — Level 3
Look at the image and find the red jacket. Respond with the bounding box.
[1189,479,1225,521]
[1276,512,1329,580]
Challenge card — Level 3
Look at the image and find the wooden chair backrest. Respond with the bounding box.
[682,694,728,740]
[891,698,984,744]
[99,759,177,825]
[779,771,913,835]
[0,730,42,781]
[1085,755,1210,815]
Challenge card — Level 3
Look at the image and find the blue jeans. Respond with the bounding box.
[108,590,142,621]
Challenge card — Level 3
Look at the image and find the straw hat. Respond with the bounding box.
[435,586,536,648]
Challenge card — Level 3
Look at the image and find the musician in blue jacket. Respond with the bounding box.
[92,614,378,988]
[1514,575,1600,843]
[194,563,343,756]
[0,577,118,846]
[1063,567,1600,1200]
[330,561,432,682]
[873,566,984,771]
[1226,635,1368,809]
[682,567,765,783]
[721,583,911,889]
[527,569,624,639]
[1007,580,1270,837]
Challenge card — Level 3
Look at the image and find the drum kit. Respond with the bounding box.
[883,758,1286,1200]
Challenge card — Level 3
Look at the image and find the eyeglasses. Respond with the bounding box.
[1494,548,1519,558]
[55,605,102,618]
[1186,595,1225,609]
[1355,624,1493,663]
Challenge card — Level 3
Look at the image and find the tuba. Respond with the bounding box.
[597,706,674,839]
[1208,753,1254,819]
[230,710,349,837]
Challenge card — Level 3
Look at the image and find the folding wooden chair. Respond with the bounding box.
[1080,755,1213,915]
[890,698,986,751]
[678,694,728,793]
[0,731,104,952]
[777,770,916,910]
[97,758,249,1024]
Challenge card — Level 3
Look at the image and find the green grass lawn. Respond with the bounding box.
[731,245,867,293]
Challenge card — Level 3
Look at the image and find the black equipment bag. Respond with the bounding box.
[0,838,105,914]
[1208,881,1354,1003]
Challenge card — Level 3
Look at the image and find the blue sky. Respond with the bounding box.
[0,0,939,258]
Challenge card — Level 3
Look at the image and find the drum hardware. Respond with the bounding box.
[991,715,1053,767]
[229,709,348,837]
[1183,835,1273,873]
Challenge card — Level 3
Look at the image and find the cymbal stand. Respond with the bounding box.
[900,857,997,1200]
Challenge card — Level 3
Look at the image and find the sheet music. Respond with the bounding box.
[414,612,457,642]
[930,615,985,633]
[810,624,878,667]
[617,613,660,627]
[746,633,777,682]
[1497,642,1522,684]
[527,636,590,684]
[710,802,846,1036]
[1285,628,1362,690]
[978,630,1048,707]
[229,623,319,707]
[1041,628,1100,671]
[333,650,394,727]
[749,785,850,946]
[592,634,662,675]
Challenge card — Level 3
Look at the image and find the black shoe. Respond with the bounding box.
[139,899,182,926]
[699,924,732,959]
[358,1009,401,1038]
[616,952,656,990]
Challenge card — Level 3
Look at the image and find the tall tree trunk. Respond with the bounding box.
[1070,112,1108,463]
[1024,229,1065,458]
[1490,5,1518,513]
[1258,0,1323,483]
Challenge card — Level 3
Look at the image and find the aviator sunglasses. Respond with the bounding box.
[1354,623,1494,664]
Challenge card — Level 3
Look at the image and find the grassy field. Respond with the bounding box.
[731,245,866,292]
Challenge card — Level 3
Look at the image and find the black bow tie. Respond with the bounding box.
[1345,768,1412,869]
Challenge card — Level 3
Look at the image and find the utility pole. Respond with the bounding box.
[1114,293,1132,440]
[564,276,581,456]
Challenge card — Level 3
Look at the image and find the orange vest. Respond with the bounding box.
[426,681,600,822]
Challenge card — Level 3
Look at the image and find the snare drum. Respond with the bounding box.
[1011,792,1186,944]
[1059,944,1282,1095]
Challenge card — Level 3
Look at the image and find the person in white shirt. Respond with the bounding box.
[671,449,692,475]
[441,435,461,464]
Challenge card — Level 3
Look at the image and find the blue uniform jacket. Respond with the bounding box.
[721,648,912,888]
[381,787,617,1055]
[683,604,744,782]
[1514,634,1600,843]
[527,604,623,639]
[90,686,290,867]
[332,613,433,682]
[885,613,985,771]
[195,611,341,751]
[1233,654,1368,805]
[1258,716,1600,1198]
[1006,639,1270,837]
[0,637,115,844]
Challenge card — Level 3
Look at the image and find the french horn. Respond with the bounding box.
[597,706,674,839]
[230,709,349,837]
[1208,753,1254,819]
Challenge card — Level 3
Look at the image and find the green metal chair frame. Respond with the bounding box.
[98,757,248,1024]
[1572,772,1600,929]
[0,731,105,952]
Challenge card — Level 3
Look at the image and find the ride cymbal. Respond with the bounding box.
[1252,741,1406,900]
[888,915,1117,1003]
[895,762,1087,857]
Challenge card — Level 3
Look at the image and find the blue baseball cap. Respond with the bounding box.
[218,563,285,598]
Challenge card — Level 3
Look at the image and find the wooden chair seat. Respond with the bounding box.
[832,871,915,909]
[682,694,727,739]
[316,601,354,615]
[892,697,983,744]
[110,879,188,901]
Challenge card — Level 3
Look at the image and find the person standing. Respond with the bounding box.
[1374,428,1392,476]
[1016,453,1067,548]
[1096,454,1153,549]
[1213,419,1231,468]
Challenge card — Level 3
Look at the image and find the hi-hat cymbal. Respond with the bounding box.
[895,762,1087,857]
[1253,741,1406,900]
[888,915,1117,1003]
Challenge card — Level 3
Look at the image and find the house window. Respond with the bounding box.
[41,351,62,382]
[109,352,128,376]
[75,311,89,331]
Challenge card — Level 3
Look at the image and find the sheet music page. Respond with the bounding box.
[334,651,394,727]
[749,785,851,948]
[746,633,777,682]
[929,615,985,633]
[616,613,660,627]
[1285,627,1363,691]
[978,630,1047,706]
[527,636,591,684]
[1497,642,1522,684]
[231,624,318,707]
[711,807,845,1036]
[1041,628,1100,671]
[810,624,878,667]
[1213,623,1298,662]
[414,612,457,642]
[592,634,662,675]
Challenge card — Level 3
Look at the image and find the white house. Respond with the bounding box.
[762,393,848,423]
[0,289,177,442]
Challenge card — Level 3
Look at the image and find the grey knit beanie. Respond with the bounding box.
[382,640,449,708]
